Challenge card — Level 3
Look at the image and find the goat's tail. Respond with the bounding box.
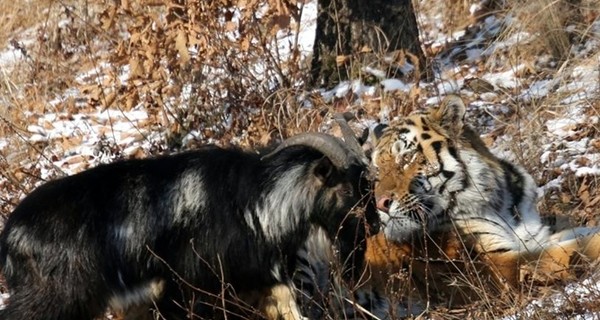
[0,230,9,276]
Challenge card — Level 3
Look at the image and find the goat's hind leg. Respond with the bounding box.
[0,252,110,320]
[0,281,107,320]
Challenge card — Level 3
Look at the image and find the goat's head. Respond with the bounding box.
[264,128,379,280]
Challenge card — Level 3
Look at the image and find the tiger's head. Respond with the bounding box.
[363,95,577,308]
[371,95,475,243]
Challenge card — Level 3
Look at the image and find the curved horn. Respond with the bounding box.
[262,132,355,168]
[334,112,368,165]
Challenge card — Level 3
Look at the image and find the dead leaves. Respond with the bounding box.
[577,179,600,214]
[92,0,313,146]
[174,28,190,65]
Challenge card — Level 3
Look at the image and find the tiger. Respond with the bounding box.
[363,94,600,308]
[292,227,424,320]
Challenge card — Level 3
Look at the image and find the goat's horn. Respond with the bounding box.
[263,132,356,169]
[334,112,368,165]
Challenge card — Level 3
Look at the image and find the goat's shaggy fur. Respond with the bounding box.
[0,141,378,320]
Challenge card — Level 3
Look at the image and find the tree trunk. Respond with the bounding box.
[310,0,429,88]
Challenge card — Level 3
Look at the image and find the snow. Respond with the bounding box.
[575,165,600,177]
[519,79,559,103]
[1,0,600,317]
[503,275,600,320]
[0,49,25,68]
[270,1,317,66]
[435,79,461,94]
[380,79,411,92]
[363,66,387,79]
[482,65,527,89]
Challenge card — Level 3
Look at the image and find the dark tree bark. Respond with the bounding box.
[310,0,430,88]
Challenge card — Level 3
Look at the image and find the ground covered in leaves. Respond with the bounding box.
[0,0,599,319]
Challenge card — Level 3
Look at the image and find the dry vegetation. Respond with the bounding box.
[0,0,322,212]
[1,0,600,319]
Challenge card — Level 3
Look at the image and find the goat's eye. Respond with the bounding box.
[339,188,353,197]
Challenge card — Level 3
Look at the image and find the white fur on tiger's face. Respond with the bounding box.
[371,95,550,253]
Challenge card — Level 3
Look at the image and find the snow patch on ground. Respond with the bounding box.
[1,0,600,317]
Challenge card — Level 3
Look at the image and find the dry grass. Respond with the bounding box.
[1,0,600,319]
[522,0,572,61]
[0,0,318,202]
[0,0,53,47]
[0,0,106,213]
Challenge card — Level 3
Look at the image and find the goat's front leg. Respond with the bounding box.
[259,283,307,320]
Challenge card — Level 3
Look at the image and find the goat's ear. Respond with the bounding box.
[431,94,466,136]
[313,157,334,183]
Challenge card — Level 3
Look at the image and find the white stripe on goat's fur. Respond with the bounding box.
[169,170,206,225]
[254,165,316,243]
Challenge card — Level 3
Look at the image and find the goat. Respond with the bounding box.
[0,132,379,320]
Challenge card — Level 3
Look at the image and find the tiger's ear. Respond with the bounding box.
[431,95,466,135]
[370,123,389,145]
[362,123,388,164]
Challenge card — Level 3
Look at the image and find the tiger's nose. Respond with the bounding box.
[377,196,392,214]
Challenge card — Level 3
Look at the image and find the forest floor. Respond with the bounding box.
[0,0,600,319]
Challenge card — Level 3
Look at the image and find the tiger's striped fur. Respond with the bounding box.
[371,95,549,253]
[364,95,600,308]
[292,227,424,319]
